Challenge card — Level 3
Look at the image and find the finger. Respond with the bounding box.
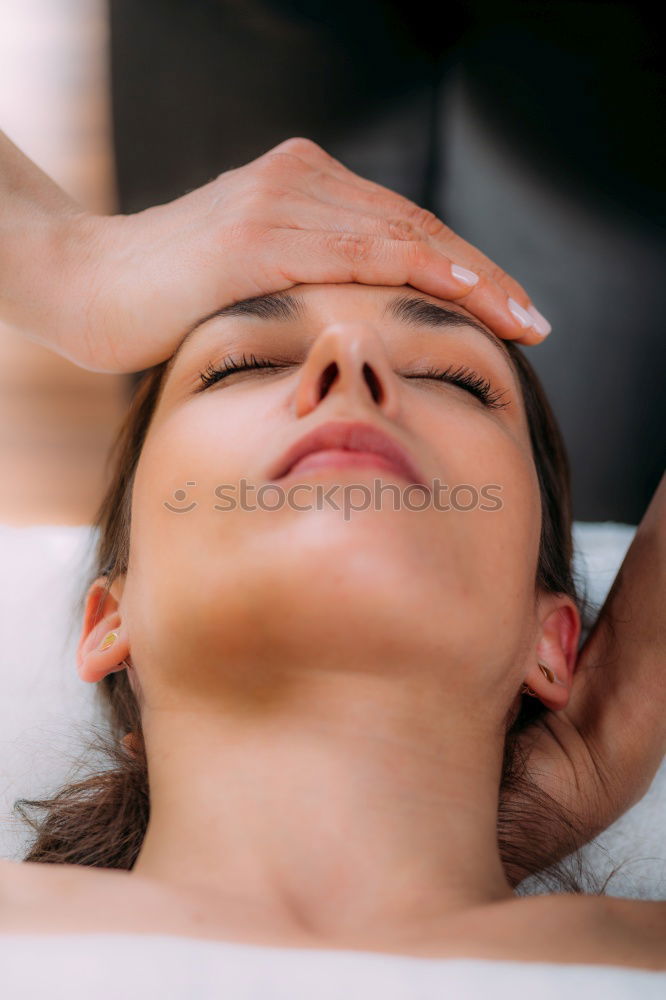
[267,139,535,308]
[262,221,543,341]
[277,170,551,341]
[427,227,552,343]
[255,139,551,341]
[316,177,550,337]
[507,321,553,347]
[252,226,527,336]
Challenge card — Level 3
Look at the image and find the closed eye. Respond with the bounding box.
[197,354,509,410]
[404,363,509,409]
[198,354,292,390]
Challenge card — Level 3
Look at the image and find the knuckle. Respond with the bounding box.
[470,253,519,294]
[500,274,529,301]
[269,136,327,159]
[484,261,510,285]
[328,231,372,264]
[257,150,308,181]
[421,213,448,239]
[385,217,419,241]
[403,202,439,232]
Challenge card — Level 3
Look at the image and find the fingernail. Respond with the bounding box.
[527,304,552,337]
[98,630,118,651]
[507,297,534,329]
[451,264,479,287]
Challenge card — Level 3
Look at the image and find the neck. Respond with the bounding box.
[131,667,514,950]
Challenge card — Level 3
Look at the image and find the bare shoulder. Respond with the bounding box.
[590,894,665,971]
[470,893,666,971]
[1,861,665,971]
[0,859,46,919]
[0,858,85,903]
[0,857,44,895]
[0,857,84,886]
[0,858,131,928]
[0,859,199,940]
[589,894,666,964]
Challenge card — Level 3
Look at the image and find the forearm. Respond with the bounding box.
[572,473,666,810]
[507,473,666,887]
[0,130,86,342]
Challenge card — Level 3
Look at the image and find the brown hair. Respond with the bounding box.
[14,339,612,893]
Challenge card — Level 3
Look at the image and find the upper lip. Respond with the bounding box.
[269,420,429,487]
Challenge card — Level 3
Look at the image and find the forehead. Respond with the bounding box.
[165,282,520,382]
[289,282,483,322]
[151,282,533,453]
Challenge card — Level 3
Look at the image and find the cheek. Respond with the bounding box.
[417,401,541,603]
[134,393,270,519]
[124,394,278,668]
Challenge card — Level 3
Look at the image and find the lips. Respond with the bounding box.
[269,420,428,487]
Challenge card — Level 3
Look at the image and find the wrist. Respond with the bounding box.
[0,128,104,353]
[0,202,99,352]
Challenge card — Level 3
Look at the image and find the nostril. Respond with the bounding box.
[363,363,383,405]
[315,360,384,404]
[318,361,338,400]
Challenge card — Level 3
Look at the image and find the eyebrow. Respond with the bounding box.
[165,290,518,382]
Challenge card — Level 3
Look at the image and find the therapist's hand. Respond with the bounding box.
[509,473,666,888]
[5,136,550,374]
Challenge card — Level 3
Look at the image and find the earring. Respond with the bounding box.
[98,630,118,651]
[520,660,562,697]
[539,660,568,686]
[538,660,555,683]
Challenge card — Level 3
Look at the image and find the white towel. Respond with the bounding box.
[0,933,664,1000]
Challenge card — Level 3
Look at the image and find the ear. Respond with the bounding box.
[77,575,131,684]
[523,592,582,711]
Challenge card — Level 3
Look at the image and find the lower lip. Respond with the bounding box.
[280,449,413,482]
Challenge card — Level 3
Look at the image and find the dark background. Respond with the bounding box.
[110,0,665,523]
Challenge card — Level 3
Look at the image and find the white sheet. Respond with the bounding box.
[0,933,664,1000]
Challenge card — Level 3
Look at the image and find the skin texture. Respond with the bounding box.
[0,134,550,375]
[75,282,580,951]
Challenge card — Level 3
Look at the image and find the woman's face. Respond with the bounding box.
[121,283,542,710]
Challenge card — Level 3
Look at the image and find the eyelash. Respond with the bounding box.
[198,353,509,410]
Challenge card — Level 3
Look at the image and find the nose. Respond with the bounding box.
[293,322,401,421]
